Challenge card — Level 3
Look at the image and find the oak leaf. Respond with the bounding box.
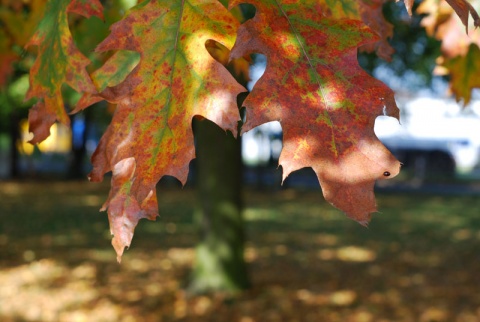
[443,43,480,104]
[87,0,246,261]
[25,0,102,143]
[72,50,141,112]
[230,0,401,223]
[318,0,395,61]
[357,0,395,61]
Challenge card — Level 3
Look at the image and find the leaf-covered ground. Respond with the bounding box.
[1,180,480,321]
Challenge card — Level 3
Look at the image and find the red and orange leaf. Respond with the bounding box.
[319,0,395,61]
[25,0,102,143]
[67,0,104,20]
[101,157,158,263]
[357,0,395,61]
[88,0,245,260]
[443,43,480,104]
[230,0,401,223]
[72,50,140,113]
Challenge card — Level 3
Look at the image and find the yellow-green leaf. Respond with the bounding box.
[25,0,102,143]
[443,43,480,104]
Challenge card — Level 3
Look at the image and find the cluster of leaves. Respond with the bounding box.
[22,0,479,261]
[418,0,480,104]
[0,0,47,128]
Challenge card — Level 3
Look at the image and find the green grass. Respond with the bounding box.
[1,181,480,321]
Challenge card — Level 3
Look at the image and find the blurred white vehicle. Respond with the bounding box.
[375,96,480,178]
[242,96,480,180]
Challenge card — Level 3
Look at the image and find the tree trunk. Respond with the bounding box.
[188,118,249,294]
[8,110,20,178]
[68,109,91,179]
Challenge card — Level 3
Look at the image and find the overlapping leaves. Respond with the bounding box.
[417,0,480,104]
[24,0,480,260]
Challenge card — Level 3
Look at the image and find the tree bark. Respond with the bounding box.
[67,109,91,179]
[188,118,249,294]
[8,110,20,178]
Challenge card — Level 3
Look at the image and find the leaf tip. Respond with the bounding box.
[112,235,127,263]
[357,219,370,228]
[27,135,43,145]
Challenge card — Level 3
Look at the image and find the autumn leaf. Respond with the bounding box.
[67,0,104,19]
[205,39,251,86]
[443,43,480,104]
[230,0,401,223]
[0,0,47,86]
[318,0,395,61]
[357,0,395,61]
[25,0,102,143]
[418,0,480,103]
[444,0,480,31]
[418,0,480,58]
[101,157,159,262]
[87,0,246,261]
[72,50,141,112]
[319,0,359,17]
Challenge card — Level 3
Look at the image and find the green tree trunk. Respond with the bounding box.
[189,118,249,294]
